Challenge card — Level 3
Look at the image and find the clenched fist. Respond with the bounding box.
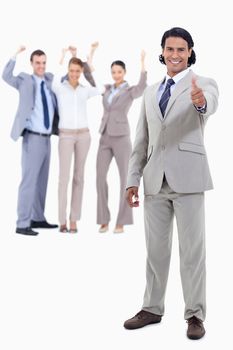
[126,187,139,208]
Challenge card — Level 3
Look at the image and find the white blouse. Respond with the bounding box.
[52,72,103,129]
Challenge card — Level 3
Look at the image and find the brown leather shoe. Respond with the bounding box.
[124,310,162,330]
[187,316,205,340]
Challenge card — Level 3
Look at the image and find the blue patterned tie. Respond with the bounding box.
[40,81,50,129]
[159,78,175,117]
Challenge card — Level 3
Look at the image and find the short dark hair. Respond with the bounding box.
[159,27,196,67]
[68,57,84,68]
[111,60,126,70]
[30,49,46,62]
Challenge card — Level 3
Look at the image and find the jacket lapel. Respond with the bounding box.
[150,80,164,121]
[111,83,129,104]
[31,75,36,104]
[103,82,129,108]
[163,70,193,119]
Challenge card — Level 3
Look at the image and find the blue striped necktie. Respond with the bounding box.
[159,78,175,117]
[40,81,50,129]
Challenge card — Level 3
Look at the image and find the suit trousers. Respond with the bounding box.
[142,176,206,321]
[58,129,91,225]
[17,132,50,227]
[96,132,133,225]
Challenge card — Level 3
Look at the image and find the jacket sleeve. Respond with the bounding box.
[202,78,219,119]
[83,62,96,87]
[194,77,219,122]
[126,92,149,188]
[2,59,23,89]
[129,71,147,99]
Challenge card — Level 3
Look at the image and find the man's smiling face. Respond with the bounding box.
[162,36,192,77]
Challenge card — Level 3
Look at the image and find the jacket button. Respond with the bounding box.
[162,125,166,130]
[162,145,165,150]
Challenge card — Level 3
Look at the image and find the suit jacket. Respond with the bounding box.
[126,70,219,194]
[2,59,95,141]
[99,72,147,136]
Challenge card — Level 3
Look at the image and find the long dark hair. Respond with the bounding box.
[159,27,196,67]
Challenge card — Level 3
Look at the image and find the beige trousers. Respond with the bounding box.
[58,128,91,225]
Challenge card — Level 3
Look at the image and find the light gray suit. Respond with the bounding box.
[127,70,219,320]
[96,72,147,226]
[2,59,59,228]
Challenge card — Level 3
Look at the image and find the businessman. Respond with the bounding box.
[2,46,95,235]
[124,28,219,339]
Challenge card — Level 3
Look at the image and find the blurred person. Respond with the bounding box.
[52,43,101,233]
[96,50,147,234]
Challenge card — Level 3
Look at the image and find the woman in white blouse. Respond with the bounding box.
[52,43,100,233]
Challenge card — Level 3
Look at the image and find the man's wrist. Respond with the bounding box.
[195,104,207,113]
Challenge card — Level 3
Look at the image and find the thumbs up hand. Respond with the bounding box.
[191,76,206,108]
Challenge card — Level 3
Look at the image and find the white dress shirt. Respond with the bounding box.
[157,68,190,102]
[52,72,103,129]
[27,75,54,134]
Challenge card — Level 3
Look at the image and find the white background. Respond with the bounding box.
[0,0,232,348]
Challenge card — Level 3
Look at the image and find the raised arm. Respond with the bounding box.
[2,45,26,89]
[86,41,106,94]
[52,47,70,91]
[81,41,99,87]
[67,44,97,87]
[87,41,99,72]
[59,47,70,65]
[129,50,147,99]
[140,49,146,73]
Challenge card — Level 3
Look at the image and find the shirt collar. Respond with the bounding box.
[63,80,84,88]
[33,74,44,83]
[111,81,128,92]
[165,68,190,85]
